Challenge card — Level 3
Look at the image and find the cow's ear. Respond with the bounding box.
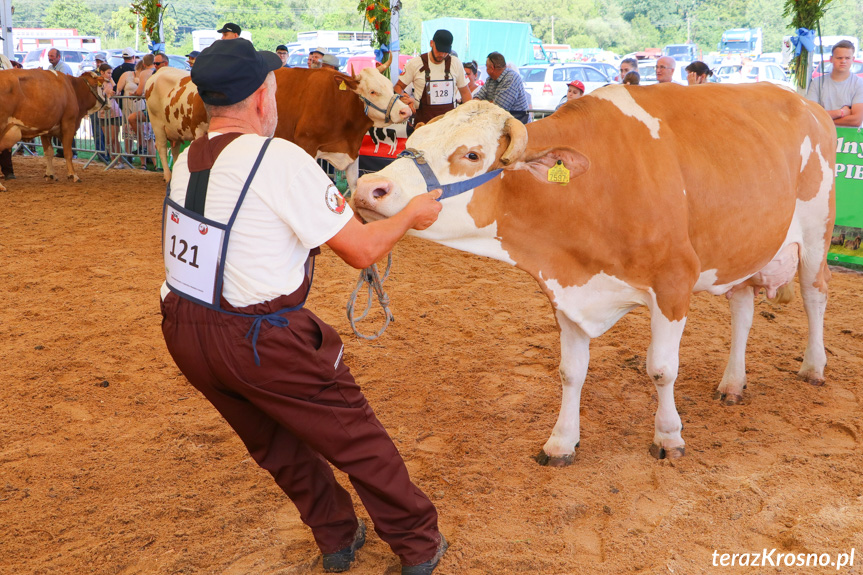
[335,73,359,92]
[507,147,590,184]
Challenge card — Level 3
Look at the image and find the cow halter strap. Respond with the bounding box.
[360,93,402,124]
[398,148,502,201]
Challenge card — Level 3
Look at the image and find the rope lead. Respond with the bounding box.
[346,252,394,340]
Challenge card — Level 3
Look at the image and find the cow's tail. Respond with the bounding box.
[768,282,795,305]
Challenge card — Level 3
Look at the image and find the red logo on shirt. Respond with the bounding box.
[170,211,180,224]
[325,184,347,215]
[198,223,208,235]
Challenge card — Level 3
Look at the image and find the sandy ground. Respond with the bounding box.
[2,157,863,575]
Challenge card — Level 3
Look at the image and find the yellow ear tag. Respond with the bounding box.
[339,81,347,90]
[548,160,570,184]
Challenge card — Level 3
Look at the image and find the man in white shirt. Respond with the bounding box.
[807,40,863,127]
[161,38,448,575]
[47,48,73,75]
[395,29,472,126]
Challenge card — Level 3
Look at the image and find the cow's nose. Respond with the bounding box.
[356,177,392,205]
[398,106,411,119]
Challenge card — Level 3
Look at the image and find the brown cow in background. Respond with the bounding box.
[0,69,105,192]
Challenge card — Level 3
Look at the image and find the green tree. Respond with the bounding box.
[43,0,104,36]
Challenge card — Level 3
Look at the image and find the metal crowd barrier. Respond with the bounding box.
[13,94,160,172]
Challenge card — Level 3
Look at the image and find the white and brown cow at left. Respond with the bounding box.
[0,69,106,192]
[354,84,836,465]
[145,66,411,185]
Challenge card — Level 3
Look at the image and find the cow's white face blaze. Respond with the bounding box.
[355,100,514,222]
[354,67,412,127]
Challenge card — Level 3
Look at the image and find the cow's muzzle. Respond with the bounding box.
[360,93,404,124]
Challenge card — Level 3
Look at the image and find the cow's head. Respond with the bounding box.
[342,67,412,127]
[354,100,589,226]
[80,70,108,114]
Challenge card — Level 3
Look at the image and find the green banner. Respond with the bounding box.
[829,127,863,266]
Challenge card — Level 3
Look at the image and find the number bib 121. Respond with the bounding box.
[163,203,225,306]
[428,79,454,105]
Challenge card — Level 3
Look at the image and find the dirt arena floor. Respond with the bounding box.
[2,156,863,575]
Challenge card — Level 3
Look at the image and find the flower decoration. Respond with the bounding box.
[357,0,390,49]
[782,0,834,91]
[130,0,168,50]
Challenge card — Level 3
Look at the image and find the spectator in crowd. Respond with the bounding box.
[47,48,77,158]
[10,59,23,69]
[307,47,325,69]
[395,29,472,127]
[162,37,448,575]
[655,56,676,83]
[464,60,482,96]
[128,54,161,169]
[806,40,863,127]
[97,63,123,160]
[187,50,200,68]
[47,48,73,75]
[685,61,713,85]
[623,71,640,85]
[555,80,584,111]
[112,48,137,85]
[321,53,340,71]
[275,45,290,67]
[117,59,148,157]
[474,52,530,124]
[218,22,241,40]
[619,58,638,82]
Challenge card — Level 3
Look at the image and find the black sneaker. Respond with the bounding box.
[322,520,366,573]
[402,534,448,575]
[2,174,13,180]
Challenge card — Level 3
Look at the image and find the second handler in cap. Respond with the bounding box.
[160,38,448,575]
[395,29,472,127]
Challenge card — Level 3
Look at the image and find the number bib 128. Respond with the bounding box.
[163,205,225,306]
[428,80,454,105]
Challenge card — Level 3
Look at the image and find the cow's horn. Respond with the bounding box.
[376,52,393,73]
[499,117,527,166]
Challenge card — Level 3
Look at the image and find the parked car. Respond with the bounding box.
[288,52,308,68]
[22,48,90,75]
[812,59,863,80]
[636,59,658,85]
[518,63,610,110]
[167,54,191,71]
[13,51,27,63]
[741,62,792,87]
[584,61,616,82]
[755,52,785,66]
[79,51,108,74]
[344,52,411,75]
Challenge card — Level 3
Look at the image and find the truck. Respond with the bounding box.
[662,43,700,63]
[718,28,762,59]
[421,18,548,67]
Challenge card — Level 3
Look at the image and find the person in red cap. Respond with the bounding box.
[160,37,448,575]
[557,80,585,111]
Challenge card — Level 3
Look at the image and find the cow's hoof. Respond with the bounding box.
[714,391,744,405]
[68,175,80,183]
[649,444,685,460]
[798,373,825,386]
[44,175,57,182]
[535,450,575,467]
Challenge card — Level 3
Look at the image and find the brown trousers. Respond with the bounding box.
[161,285,440,565]
[0,149,12,177]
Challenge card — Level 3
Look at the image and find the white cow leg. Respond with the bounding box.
[40,136,57,181]
[345,158,359,196]
[538,311,590,467]
[797,250,828,385]
[716,285,754,405]
[646,309,687,459]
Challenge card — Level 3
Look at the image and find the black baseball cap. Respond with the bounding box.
[275,44,289,52]
[217,22,241,34]
[186,50,200,58]
[432,29,453,53]
[192,38,282,106]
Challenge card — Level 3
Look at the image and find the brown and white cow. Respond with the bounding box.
[145,66,411,184]
[353,85,836,465]
[0,69,106,191]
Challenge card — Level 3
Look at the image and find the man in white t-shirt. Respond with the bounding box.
[161,39,449,575]
[806,40,863,127]
[395,29,472,126]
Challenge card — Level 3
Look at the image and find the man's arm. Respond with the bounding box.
[326,190,442,268]
[133,70,154,96]
[835,103,863,127]
[394,79,416,113]
[458,85,472,104]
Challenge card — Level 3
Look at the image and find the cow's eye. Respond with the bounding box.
[370,90,378,96]
[466,152,480,161]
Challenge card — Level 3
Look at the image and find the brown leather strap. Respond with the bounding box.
[187,132,245,173]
